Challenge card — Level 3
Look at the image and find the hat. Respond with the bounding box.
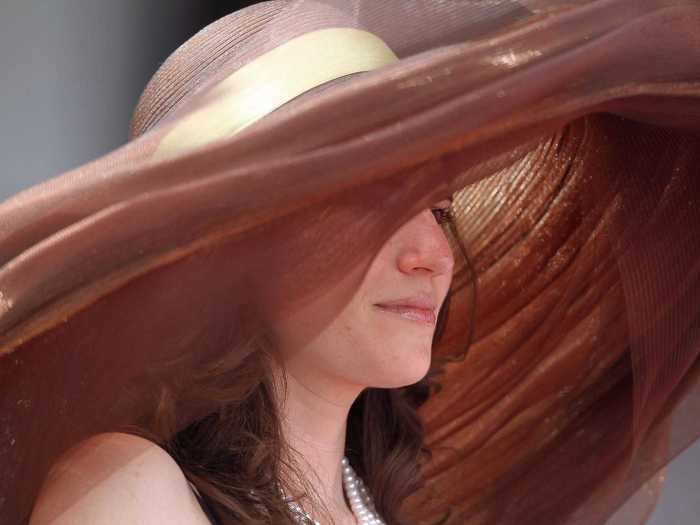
[2,1,700,523]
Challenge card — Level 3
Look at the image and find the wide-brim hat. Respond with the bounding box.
[2,1,700,523]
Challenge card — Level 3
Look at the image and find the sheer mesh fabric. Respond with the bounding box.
[1,1,699,524]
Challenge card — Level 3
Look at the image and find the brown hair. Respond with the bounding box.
[122,214,473,525]
[125,26,475,518]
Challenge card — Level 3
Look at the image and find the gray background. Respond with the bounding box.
[0,2,698,523]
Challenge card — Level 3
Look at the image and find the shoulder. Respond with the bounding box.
[29,432,213,525]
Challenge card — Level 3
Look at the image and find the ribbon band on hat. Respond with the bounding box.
[153,27,399,162]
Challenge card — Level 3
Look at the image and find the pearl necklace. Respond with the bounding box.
[278,456,386,525]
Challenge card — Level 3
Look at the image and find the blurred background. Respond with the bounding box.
[0,1,697,523]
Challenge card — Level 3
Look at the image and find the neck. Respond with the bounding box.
[270,357,364,520]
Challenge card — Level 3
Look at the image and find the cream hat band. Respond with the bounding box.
[154,27,399,161]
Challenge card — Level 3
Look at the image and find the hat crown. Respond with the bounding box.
[128,1,394,142]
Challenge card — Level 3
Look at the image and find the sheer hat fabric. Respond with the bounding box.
[2,1,700,523]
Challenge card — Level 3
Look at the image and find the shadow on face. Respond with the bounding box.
[273,200,455,400]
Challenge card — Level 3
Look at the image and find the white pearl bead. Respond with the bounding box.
[280,456,379,524]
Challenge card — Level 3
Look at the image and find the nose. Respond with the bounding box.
[396,209,455,278]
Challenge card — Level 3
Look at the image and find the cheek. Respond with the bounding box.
[282,305,370,370]
[304,305,385,373]
[273,263,370,360]
[339,304,433,377]
[276,268,435,385]
[328,306,378,363]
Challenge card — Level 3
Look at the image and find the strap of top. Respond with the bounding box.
[188,480,221,525]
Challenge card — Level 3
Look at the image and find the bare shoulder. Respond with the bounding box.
[29,431,212,525]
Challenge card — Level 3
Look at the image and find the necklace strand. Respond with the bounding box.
[278,456,386,525]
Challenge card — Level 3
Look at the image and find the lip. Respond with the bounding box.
[373,294,436,311]
[373,304,437,325]
[373,292,437,326]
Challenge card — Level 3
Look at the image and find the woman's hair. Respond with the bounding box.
[120,213,474,525]
[124,46,476,522]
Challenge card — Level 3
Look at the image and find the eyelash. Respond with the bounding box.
[431,207,453,225]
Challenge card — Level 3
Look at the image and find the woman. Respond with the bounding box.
[28,197,457,525]
[2,1,700,524]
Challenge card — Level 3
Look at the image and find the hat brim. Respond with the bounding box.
[2,1,700,523]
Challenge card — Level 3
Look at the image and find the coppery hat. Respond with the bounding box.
[2,1,700,524]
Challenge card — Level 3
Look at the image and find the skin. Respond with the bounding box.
[29,200,454,525]
[271,199,454,523]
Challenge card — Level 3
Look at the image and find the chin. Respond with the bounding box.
[377,349,432,388]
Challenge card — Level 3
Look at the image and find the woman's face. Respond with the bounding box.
[275,200,455,395]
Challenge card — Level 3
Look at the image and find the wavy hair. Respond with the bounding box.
[124,26,477,519]
[122,212,474,525]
